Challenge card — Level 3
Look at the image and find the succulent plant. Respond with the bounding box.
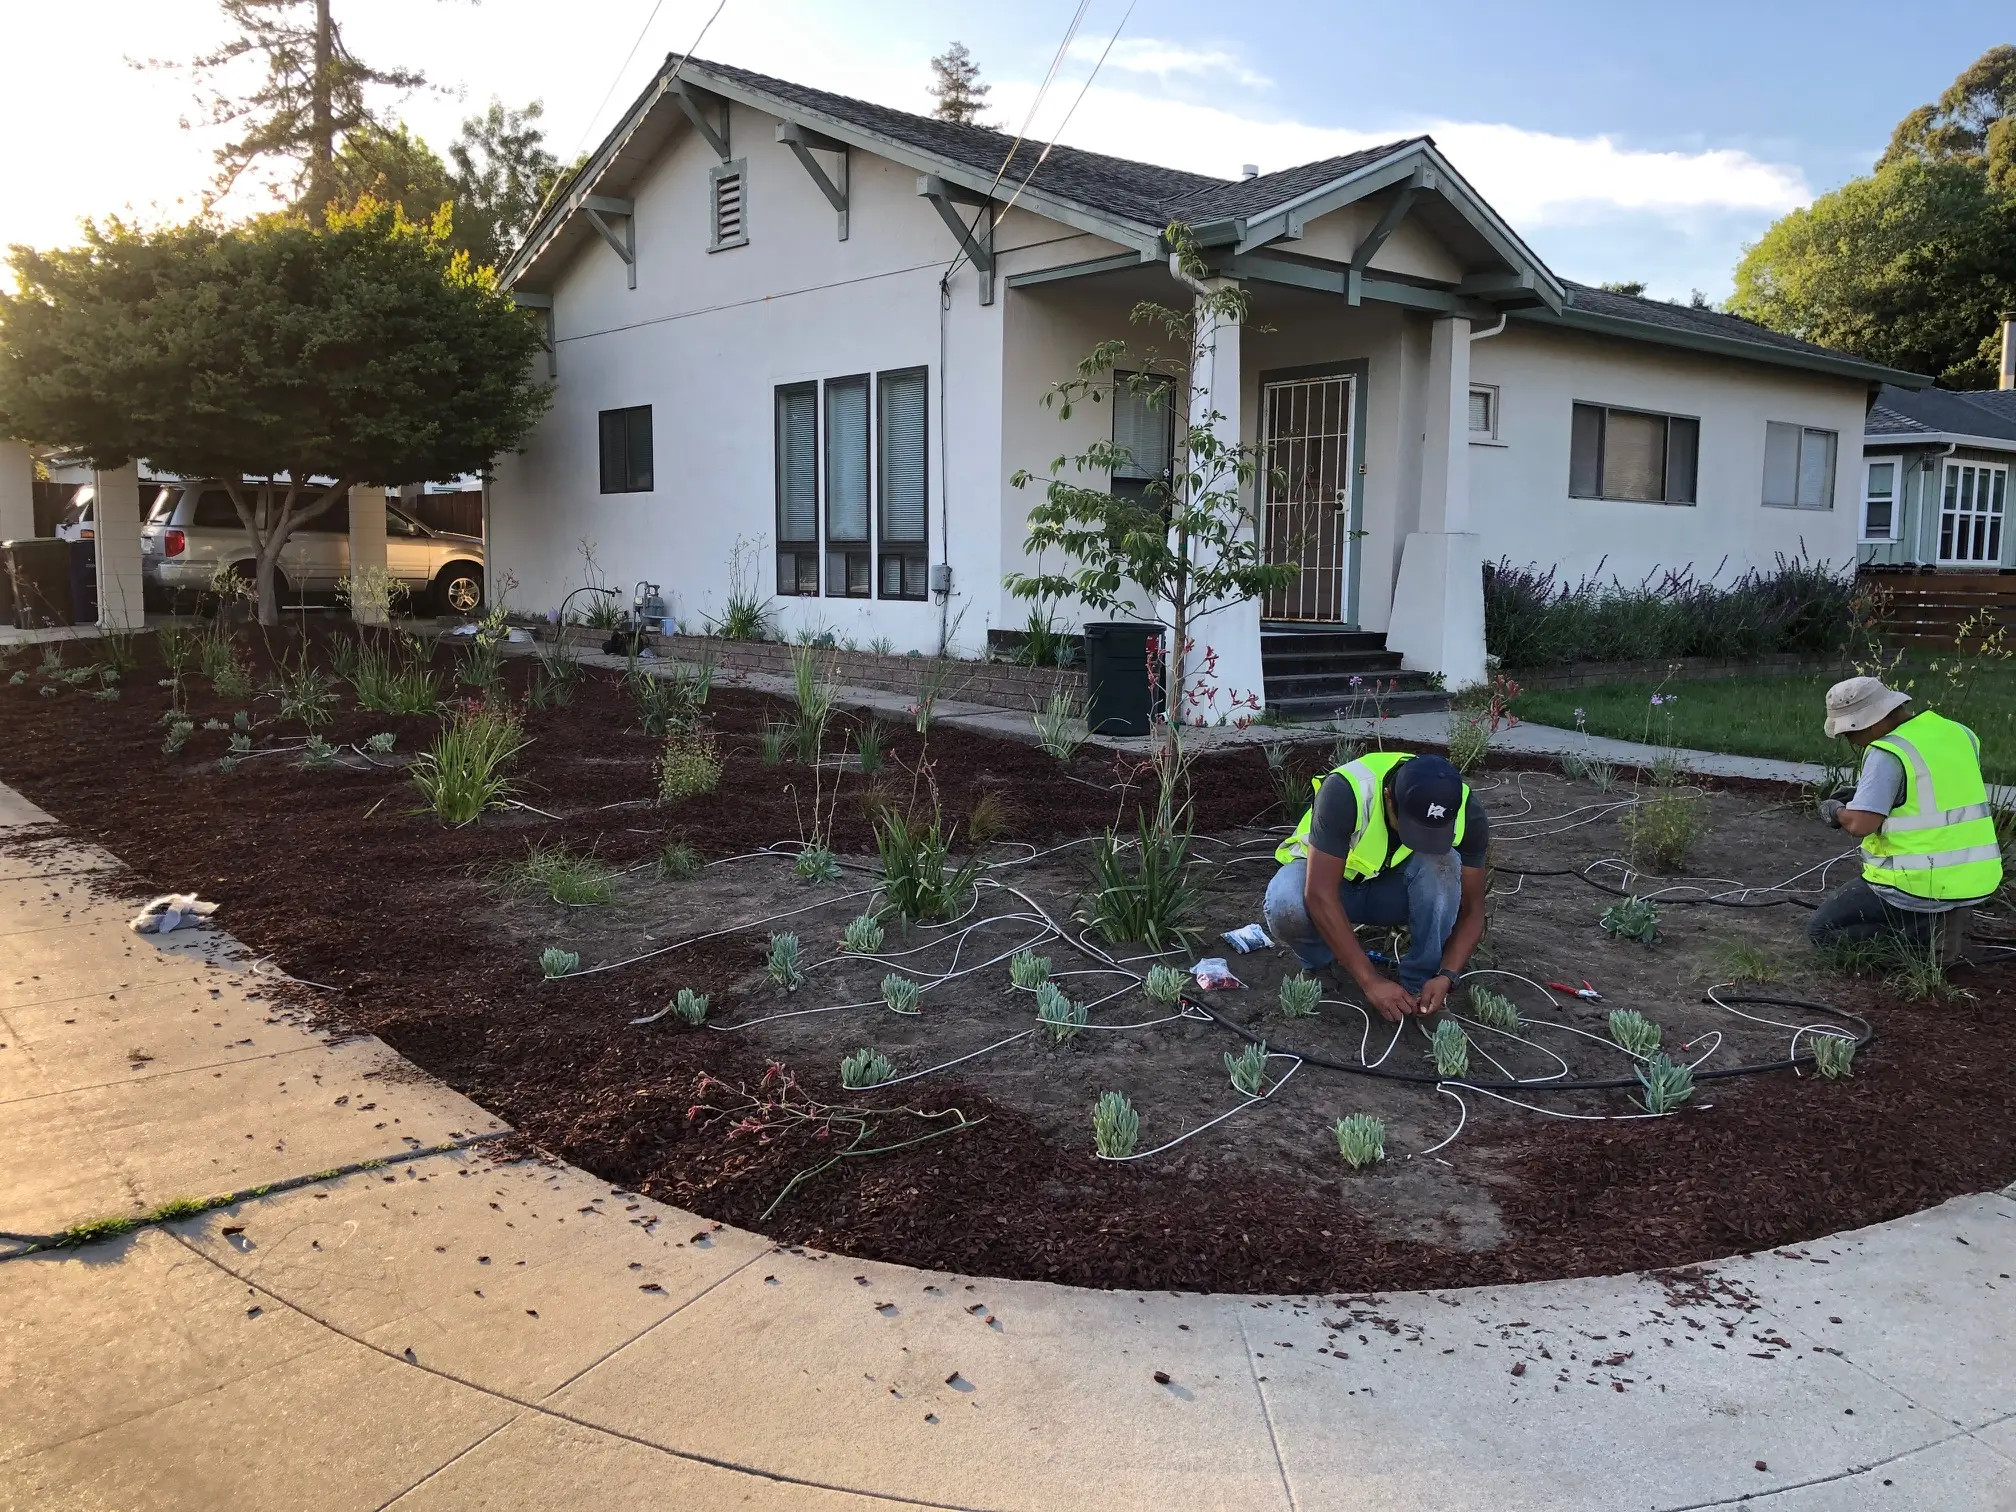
[1333,1113,1386,1169]
[1225,1041,1268,1097]
[539,947,578,979]
[1142,963,1187,1003]
[1600,895,1660,944]
[1035,981,1086,1041]
[670,987,709,1026]
[839,1047,894,1089]
[1607,1008,1661,1059]
[1278,974,1322,1018]
[766,932,804,991]
[1465,983,1521,1032]
[881,973,920,1015]
[1092,1091,1140,1158]
[1811,1033,1856,1080]
[1010,950,1052,991]
[841,914,885,953]
[1634,1052,1696,1114]
[1428,1019,1470,1079]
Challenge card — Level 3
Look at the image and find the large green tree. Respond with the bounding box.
[0,199,550,623]
[447,100,565,269]
[1733,45,2016,388]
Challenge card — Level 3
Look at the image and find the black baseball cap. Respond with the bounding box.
[1391,755,1463,853]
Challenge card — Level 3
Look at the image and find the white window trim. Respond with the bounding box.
[1860,457,1898,543]
[709,159,748,252]
[1761,421,1838,511]
[1467,384,1505,447]
[1936,459,2009,566]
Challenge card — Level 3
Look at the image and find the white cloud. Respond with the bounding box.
[1065,36,1269,89]
[986,82,1811,225]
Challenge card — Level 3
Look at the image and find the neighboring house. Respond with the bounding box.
[1861,341,2016,573]
[490,54,1924,713]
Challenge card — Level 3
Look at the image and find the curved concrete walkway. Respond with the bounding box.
[1,780,2011,1512]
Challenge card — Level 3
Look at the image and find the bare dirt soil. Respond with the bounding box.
[3,626,2014,1294]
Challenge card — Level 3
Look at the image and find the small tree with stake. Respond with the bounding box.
[0,198,549,625]
[1005,222,1296,732]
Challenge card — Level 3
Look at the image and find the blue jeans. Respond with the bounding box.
[1263,852,1462,992]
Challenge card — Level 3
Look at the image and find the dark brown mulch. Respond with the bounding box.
[2,627,2013,1294]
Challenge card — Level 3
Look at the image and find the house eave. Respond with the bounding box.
[1514,304,1931,388]
[1863,430,2016,453]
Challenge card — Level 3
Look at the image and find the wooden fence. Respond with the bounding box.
[405,490,483,539]
[1860,569,2016,648]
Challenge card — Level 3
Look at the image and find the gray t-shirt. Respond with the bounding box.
[1848,740,1990,912]
[1307,771,1490,872]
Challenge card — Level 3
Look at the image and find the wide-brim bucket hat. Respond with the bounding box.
[1823,676,1911,739]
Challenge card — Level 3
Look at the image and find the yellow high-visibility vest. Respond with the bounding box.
[1861,710,2003,902]
[1275,750,1469,878]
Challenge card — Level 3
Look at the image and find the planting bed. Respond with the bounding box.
[4,629,2016,1295]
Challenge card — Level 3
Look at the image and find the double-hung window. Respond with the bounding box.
[1862,460,1897,542]
[1762,422,1837,510]
[1110,373,1175,507]
[877,368,929,600]
[772,369,930,599]
[598,406,653,494]
[1569,403,1698,504]
[1939,461,2007,565]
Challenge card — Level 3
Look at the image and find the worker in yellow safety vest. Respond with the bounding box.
[1809,676,2003,950]
[1263,751,1490,1022]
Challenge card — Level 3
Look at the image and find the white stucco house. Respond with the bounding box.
[490,54,1924,718]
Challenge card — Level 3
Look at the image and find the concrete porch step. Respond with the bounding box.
[1268,688,1453,720]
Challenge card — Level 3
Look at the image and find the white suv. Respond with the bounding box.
[141,484,485,614]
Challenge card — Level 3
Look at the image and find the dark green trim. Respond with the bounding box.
[1223,251,1498,321]
[1254,357,1370,628]
[1004,251,1153,288]
[1518,305,1925,388]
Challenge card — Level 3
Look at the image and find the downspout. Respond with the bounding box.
[937,275,952,656]
[1468,311,1509,343]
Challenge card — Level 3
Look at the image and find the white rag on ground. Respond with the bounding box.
[129,893,219,934]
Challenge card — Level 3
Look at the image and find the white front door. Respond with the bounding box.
[1938,462,2007,566]
[1259,373,1357,622]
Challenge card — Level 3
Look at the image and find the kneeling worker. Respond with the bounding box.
[1810,676,2002,950]
[1264,751,1489,1022]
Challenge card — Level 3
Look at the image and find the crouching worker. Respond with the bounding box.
[1809,676,2002,953]
[1263,751,1490,1022]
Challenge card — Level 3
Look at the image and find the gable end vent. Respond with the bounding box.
[711,161,748,250]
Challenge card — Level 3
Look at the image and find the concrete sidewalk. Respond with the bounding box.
[1,778,2011,1511]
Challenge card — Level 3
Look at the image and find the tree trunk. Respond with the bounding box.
[308,0,335,214]
[255,543,285,627]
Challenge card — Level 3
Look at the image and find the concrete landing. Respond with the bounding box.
[1,780,2011,1510]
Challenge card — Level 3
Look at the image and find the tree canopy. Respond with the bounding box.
[0,199,550,620]
[927,42,991,126]
[1732,45,2016,388]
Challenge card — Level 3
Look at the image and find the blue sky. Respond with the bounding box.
[3,1,2009,300]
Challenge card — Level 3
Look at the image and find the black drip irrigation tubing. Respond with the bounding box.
[0,1130,516,1261]
[1493,864,1820,910]
[1182,993,1875,1093]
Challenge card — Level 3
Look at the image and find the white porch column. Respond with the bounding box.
[347,483,389,623]
[0,442,33,542]
[1386,314,1487,691]
[92,460,144,630]
[1177,277,1266,723]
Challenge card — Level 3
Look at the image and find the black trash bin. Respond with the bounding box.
[1082,621,1162,737]
[67,539,98,624]
[3,539,74,629]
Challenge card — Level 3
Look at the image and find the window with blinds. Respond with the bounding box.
[1862,460,1896,542]
[1569,402,1698,504]
[1110,373,1174,507]
[1762,421,1837,510]
[774,383,818,595]
[598,406,653,494]
[878,368,929,600]
[710,161,747,250]
[824,375,871,597]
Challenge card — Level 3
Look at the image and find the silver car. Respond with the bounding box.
[140,483,485,614]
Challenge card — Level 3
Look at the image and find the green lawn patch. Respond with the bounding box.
[1516,667,2016,785]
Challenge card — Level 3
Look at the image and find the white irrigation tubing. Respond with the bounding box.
[1489,800,1639,840]
[872,1029,1037,1089]
[1413,1086,1467,1156]
[561,885,881,979]
[1098,1055,1305,1163]
[1445,1081,1674,1123]
[1703,984,1854,1058]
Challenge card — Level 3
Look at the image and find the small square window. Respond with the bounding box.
[598,406,653,494]
[1468,386,1497,437]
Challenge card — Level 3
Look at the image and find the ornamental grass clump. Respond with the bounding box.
[1428,1019,1470,1079]
[1225,1041,1269,1096]
[766,932,804,991]
[509,844,616,906]
[1035,981,1086,1041]
[1091,1091,1140,1158]
[1142,962,1187,1003]
[1633,1052,1695,1114]
[1600,895,1660,944]
[1811,1033,1857,1080]
[1089,815,1199,949]
[539,947,578,979]
[881,973,921,1015]
[1465,983,1522,1032]
[842,914,885,953]
[1031,690,1086,760]
[1278,974,1322,1019]
[839,1048,894,1089]
[1009,950,1052,990]
[657,725,722,803]
[658,841,704,879]
[1607,1008,1661,1059]
[670,988,709,1027]
[1333,1113,1386,1170]
[875,810,982,923]
[1621,783,1702,873]
[412,702,526,825]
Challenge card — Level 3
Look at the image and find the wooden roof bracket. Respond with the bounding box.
[580,196,636,289]
[777,122,850,240]
[917,174,994,305]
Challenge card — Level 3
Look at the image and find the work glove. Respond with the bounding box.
[1819,798,1845,829]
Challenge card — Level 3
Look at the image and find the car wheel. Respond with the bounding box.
[435,562,484,617]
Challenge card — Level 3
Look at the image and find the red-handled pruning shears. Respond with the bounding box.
[1547,979,1604,1002]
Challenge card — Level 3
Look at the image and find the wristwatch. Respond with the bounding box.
[1433,968,1463,990]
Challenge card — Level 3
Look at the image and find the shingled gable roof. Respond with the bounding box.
[1865,384,2016,446]
[501,54,1931,388]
